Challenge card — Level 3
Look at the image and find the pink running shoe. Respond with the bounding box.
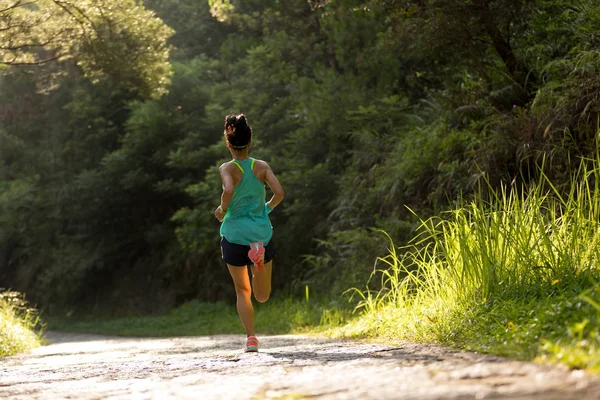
[248,242,265,271]
[245,335,259,352]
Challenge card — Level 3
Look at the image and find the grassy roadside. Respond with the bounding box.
[0,291,43,357]
[329,159,600,372]
[333,280,600,370]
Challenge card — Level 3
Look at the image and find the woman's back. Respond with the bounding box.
[220,158,273,246]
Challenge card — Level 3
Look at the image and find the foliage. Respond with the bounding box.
[0,290,42,357]
[0,0,173,98]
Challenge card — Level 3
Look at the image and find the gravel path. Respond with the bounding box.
[1,332,599,399]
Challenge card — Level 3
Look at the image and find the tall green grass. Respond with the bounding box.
[339,157,600,370]
[0,291,42,357]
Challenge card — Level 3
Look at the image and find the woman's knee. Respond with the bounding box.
[234,284,252,298]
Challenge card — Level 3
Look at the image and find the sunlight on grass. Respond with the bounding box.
[333,157,600,371]
[0,291,42,357]
[49,297,350,337]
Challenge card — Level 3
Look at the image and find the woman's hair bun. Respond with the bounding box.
[223,113,252,149]
[226,115,237,126]
[236,114,247,130]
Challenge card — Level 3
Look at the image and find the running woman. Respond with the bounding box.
[214,114,285,352]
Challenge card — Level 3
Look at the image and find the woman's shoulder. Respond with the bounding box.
[250,159,271,181]
[219,161,232,170]
[251,158,271,168]
[219,160,241,175]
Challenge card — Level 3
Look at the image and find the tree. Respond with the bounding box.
[0,0,173,98]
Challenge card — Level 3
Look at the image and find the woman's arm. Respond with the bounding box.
[215,163,234,222]
[264,162,285,211]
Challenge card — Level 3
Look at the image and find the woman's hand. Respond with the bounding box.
[215,205,226,222]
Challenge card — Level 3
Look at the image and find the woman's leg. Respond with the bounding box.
[251,260,272,303]
[227,265,255,337]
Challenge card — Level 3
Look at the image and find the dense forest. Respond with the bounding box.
[1,0,600,315]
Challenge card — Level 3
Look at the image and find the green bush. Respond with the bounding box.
[0,291,42,357]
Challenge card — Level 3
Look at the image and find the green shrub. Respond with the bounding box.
[0,291,42,357]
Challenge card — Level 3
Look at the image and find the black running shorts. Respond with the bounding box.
[221,237,276,267]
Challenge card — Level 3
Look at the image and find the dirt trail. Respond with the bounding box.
[1,332,599,399]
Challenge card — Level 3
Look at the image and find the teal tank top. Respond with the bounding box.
[220,158,273,246]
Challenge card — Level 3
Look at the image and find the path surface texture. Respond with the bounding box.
[1,332,600,399]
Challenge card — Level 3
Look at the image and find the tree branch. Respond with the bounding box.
[0,0,38,15]
[1,26,69,50]
[1,9,58,36]
[472,0,522,84]
[51,0,99,34]
[0,53,63,65]
[0,23,32,32]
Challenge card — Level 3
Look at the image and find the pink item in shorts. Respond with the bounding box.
[248,242,265,271]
